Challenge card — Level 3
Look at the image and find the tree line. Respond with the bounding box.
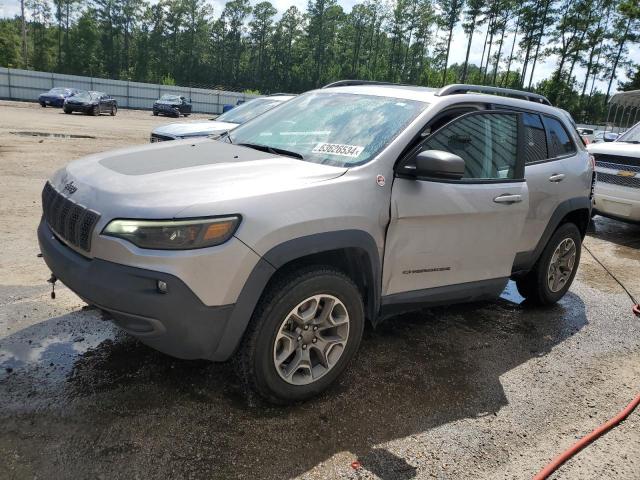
[1,0,639,123]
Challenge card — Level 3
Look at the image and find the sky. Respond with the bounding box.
[1,0,637,92]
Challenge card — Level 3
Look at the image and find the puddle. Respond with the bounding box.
[10,131,96,139]
[500,280,526,305]
[0,310,114,382]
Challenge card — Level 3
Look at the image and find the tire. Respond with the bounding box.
[153,111,159,116]
[111,105,117,116]
[236,266,365,404]
[515,223,582,305]
[40,103,46,108]
[64,108,72,114]
[184,113,190,117]
[92,105,99,116]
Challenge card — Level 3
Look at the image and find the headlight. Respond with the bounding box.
[102,216,240,250]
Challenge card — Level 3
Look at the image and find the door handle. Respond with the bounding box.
[493,194,523,204]
[549,173,565,182]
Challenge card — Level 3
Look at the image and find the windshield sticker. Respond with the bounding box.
[312,143,364,158]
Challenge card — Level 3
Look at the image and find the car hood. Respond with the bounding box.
[587,142,640,158]
[49,138,347,220]
[153,121,239,138]
[155,100,182,106]
[66,98,93,105]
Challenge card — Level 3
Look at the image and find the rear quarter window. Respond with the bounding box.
[523,113,548,164]
[543,116,576,158]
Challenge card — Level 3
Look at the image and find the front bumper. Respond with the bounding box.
[40,97,65,107]
[593,183,640,222]
[38,219,236,360]
[153,105,180,116]
[65,103,94,112]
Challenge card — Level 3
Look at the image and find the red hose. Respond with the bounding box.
[533,393,640,480]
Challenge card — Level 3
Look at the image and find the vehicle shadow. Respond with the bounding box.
[0,289,587,479]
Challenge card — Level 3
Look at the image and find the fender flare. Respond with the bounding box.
[512,196,592,274]
[211,230,381,360]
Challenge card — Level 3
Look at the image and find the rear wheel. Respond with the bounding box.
[516,223,582,305]
[111,105,117,116]
[40,103,46,108]
[92,105,99,116]
[153,111,159,116]
[64,108,72,114]
[236,267,364,404]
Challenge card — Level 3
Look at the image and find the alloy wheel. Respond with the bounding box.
[273,294,350,386]
[547,238,577,293]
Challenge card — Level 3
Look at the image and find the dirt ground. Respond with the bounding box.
[0,100,639,480]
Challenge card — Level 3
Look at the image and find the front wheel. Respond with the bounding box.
[111,105,117,116]
[516,223,582,305]
[236,267,364,404]
[91,105,99,116]
[64,108,72,114]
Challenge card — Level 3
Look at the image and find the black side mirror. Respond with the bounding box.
[414,150,465,180]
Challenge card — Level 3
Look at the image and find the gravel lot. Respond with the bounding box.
[0,100,639,480]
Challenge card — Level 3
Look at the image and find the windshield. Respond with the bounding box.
[617,123,640,143]
[73,91,91,101]
[160,94,181,101]
[227,92,426,167]
[48,88,66,94]
[216,98,287,124]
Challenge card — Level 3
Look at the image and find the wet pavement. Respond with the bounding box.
[1,216,639,479]
[1,102,639,479]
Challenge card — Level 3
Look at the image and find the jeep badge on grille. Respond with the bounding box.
[63,181,77,195]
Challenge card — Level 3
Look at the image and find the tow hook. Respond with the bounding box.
[47,274,57,299]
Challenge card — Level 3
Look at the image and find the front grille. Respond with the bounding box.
[593,154,640,169]
[596,172,640,189]
[150,133,174,143]
[42,182,100,252]
[595,160,640,173]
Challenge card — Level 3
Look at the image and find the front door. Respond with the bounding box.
[382,111,530,300]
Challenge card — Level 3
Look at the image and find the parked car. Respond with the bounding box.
[588,121,640,223]
[150,95,294,142]
[592,130,619,143]
[152,94,192,117]
[577,127,595,144]
[38,87,78,107]
[38,82,592,403]
[63,91,118,116]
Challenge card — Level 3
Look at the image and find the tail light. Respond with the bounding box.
[589,154,596,170]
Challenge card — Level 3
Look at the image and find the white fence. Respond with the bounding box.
[0,68,259,114]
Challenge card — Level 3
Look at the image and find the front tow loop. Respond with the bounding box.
[47,274,57,299]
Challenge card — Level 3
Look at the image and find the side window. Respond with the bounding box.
[523,113,548,164]
[543,116,576,157]
[421,112,520,181]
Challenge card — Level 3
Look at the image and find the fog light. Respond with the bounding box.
[157,280,168,294]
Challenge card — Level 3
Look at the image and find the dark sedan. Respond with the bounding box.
[38,87,78,107]
[63,91,118,116]
[152,94,192,117]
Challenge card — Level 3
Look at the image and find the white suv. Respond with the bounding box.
[39,82,593,403]
[588,121,640,223]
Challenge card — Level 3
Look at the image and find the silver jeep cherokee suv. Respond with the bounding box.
[38,82,593,403]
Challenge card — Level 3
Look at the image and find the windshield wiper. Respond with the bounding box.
[237,142,304,160]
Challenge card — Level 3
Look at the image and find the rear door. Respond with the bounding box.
[383,111,530,298]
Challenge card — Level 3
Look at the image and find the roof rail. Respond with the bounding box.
[436,84,551,106]
[322,79,409,89]
[268,92,296,96]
